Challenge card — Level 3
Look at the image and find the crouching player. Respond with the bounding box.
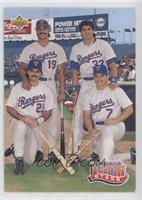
[83,64,136,164]
[6,60,56,175]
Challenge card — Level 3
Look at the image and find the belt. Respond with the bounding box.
[95,121,105,125]
[83,77,94,81]
[40,77,53,81]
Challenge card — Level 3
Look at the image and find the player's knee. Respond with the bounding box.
[102,126,114,138]
[15,121,27,131]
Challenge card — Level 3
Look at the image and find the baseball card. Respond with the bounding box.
[0,0,141,199]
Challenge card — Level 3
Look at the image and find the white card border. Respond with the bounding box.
[0,0,141,199]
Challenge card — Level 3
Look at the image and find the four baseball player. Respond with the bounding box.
[5,20,136,175]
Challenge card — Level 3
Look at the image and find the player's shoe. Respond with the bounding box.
[48,151,59,164]
[89,152,100,166]
[129,147,136,165]
[14,157,24,175]
[91,152,100,161]
[4,144,14,157]
[70,154,81,166]
[34,151,44,163]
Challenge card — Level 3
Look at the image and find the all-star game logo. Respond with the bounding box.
[11,15,28,30]
[88,160,129,185]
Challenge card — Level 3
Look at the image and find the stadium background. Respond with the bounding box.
[4,12,136,192]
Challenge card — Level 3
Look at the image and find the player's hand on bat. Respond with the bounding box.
[89,129,100,140]
[71,92,78,104]
[57,93,65,103]
[104,118,118,126]
[22,115,38,128]
[22,78,32,90]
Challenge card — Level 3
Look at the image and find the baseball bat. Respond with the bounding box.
[67,104,75,154]
[57,132,100,174]
[33,128,75,175]
[60,102,65,157]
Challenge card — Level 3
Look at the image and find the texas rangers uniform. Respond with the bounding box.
[19,41,67,148]
[6,81,56,164]
[83,86,133,161]
[70,38,118,152]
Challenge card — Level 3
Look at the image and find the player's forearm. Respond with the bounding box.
[109,62,118,77]
[113,105,133,123]
[40,110,52,121]
[58,64,65,95]
[83,111,95,135]
[7,106,25,121]
[36,110,52,126]
[72,70,79,85]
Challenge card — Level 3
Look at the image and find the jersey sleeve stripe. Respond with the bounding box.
[70,60,80,71]
[106,57,118,66]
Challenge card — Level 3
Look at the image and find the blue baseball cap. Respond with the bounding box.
[93,64,108,75]
[36,19,51,31]
[28,60,42,72]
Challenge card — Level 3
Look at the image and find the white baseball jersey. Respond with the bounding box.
[83,86,132,123]
[6,81,57,118]
[70,39,117,76]
[19,41,67,79]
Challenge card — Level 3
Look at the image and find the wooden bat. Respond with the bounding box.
[67,104,76,155]
[56,133,100,174]
[60,102,65,157]
[33,128,75,175]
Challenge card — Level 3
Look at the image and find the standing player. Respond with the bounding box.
[19,19,67,155]
[70,20,118,153]
[83,64,135,164]
[6,60,57,175]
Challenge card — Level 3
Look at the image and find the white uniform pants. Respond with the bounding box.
[42,80,58,149]
[73,79,95,152]
[10,119,40,164]
[93,122,131,162]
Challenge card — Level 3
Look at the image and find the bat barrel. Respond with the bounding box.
[60,102,65,157]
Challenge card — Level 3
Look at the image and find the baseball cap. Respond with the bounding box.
[28,60,42,72]
[93,64,108,75]
[36,19,51,31]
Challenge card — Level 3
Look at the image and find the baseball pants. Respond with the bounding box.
[93,122,131,162]
[73,79,95,152]
[10,119,40,164]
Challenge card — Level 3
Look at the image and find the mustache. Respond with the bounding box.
[38,32,47,35]
[31,75,39,78]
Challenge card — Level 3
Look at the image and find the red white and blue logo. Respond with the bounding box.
[88,160,129,185]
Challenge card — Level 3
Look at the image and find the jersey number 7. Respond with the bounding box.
[106,108,113,118]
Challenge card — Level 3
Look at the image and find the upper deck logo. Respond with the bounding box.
[88,160,129,185]
[11,16,28,30]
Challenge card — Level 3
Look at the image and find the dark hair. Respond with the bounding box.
[128,65,134,70]
[36,19,51,32]
[79,20,94,31]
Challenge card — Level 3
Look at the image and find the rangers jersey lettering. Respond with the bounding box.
[83,86,132,122]
[70,39,117,76]
[19,41,67,78]
[6,82,57,118]
[17,94,46,109]
[90,98,115,113]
